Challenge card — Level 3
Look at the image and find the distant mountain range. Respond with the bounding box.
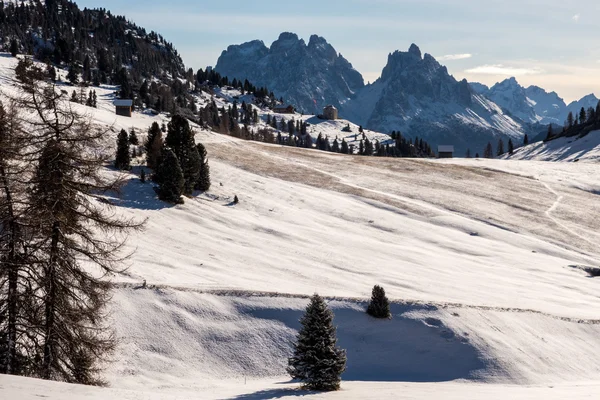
[215,33,598,154]
[471,78,599,126]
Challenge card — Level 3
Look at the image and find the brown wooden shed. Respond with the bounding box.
[114,99,133,117]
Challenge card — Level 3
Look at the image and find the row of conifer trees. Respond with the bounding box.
[114,117,211,204]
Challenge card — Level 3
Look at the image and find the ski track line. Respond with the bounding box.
[538,176,597,248]
[110,281,600,325]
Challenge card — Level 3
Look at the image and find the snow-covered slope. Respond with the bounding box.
[2,54,600,399]
[507,130,600,162]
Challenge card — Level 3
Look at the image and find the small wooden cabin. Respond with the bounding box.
[273,104,295,114]
[114,99,133,117]
[438,145,454,158]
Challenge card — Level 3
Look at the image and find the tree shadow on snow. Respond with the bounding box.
[110,169,175,211]
[222,387,318,400]
[240,302,487,383]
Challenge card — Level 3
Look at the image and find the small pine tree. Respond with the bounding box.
[67,64,79,85]
[366,285,391,319]
[129,128,139,145]
[114,129,131,170]
[508,139,514,155]
[233,195,239,204]
[496,139,504,156]
[156,148,184,204]
[195,143,211,192]
[140,168,146,183]
[287,294,347,391]
[9,39,18,57]
[523,134,529,146]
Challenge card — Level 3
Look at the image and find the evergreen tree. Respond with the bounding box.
[145,122,163,169]
[366,285,391,319]
[287,294,346,391]
[165,115,201,195]
[156,148,184,204]
[115,129,131,170]
[579,107,587,125]
[341,139,349,154]
[508,139,514,155]
[9,39,18,57]
[523,134,529,146]
[129,128,139,145]
[22,82,141,384]
[546,125,553,140]
[195,143,211,192]
[66,64,79,85]
[483,142,494,158]
[567,112,574,128]
[496,139,504,156]
[140,168,146,183]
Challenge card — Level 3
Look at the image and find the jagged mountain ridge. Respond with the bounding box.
[216,34,528,154]
[472,78,599,126]
[343,45,527,154]
[215,32,364,115]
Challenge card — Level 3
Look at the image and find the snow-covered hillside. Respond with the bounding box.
[2,54,600,399]
[507,130,600,162]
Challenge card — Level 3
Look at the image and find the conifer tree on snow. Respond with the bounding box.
[366,285,391,319]
[287,294,346,391]
[20,81,141,384]
[156,148,184,204]
[523,134,529,146]
[66,64,79,85]
[9,39,18,57]
[496,138,504,156]
[114,129,131,170]
[341,139,349,154]
[129,128,139,145]
[140,168,146,183]
[195,143,211,192]
[508,139,514,155]
[145,122,163,169]
[165,115,201,195]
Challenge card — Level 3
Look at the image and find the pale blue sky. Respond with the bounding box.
[76,0,600,102]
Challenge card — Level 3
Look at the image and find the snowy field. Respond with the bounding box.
[1,54,600,398]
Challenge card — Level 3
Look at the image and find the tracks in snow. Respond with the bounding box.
[538,176,597,248]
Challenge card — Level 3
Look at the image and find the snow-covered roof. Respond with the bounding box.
[113,99,133,107]
[438,145,455,153]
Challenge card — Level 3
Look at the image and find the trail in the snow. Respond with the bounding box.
[538,176,597,248]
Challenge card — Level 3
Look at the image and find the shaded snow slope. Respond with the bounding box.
[506,130,600,162]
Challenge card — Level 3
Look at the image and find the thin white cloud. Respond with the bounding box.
[464,64,544,76]
[572,14,580,23]
[437,53,472,61]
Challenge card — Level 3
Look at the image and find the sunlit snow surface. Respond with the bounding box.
[1,54,600,399]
